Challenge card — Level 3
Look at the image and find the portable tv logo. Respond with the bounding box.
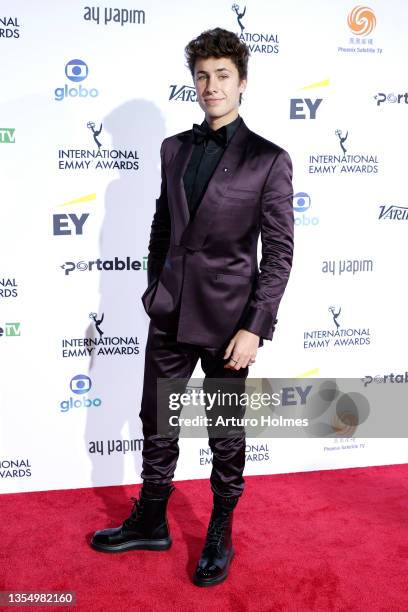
[0,322,20,337]
[231,4,279,54]
[54,59,99,101]
[59,374,102,412]
[293,192,319,227]
[60,256,147,275]
[0,128,15,143]
[374,92,408,106]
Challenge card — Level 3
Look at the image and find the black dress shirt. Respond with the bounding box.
[183,114,242,219]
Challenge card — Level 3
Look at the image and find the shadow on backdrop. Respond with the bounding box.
[84,99,166,520]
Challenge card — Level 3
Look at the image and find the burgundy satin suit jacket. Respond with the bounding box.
[141,118,294,349]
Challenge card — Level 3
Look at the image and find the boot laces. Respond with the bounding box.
[123,496,145,530]
[204,512,231,554]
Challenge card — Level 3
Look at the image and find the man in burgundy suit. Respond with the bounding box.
[92,27,294,587]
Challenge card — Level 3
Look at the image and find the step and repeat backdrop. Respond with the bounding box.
[1,0,407,493]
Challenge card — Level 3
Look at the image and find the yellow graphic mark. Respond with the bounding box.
[294,367,320,378]
[59,193,97,207]
[300,79,330,91]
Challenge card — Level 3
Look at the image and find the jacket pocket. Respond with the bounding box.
[225,187,258,201]
[141,278,159,313]
[214,272,254,284]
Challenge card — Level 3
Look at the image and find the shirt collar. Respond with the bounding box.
[201,114,242,144]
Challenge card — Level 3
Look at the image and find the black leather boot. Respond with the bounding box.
[192,493,239,587]
[91,483,175,553]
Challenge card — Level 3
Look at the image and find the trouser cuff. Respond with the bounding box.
[142,481,175,498]
[213,492,240,511]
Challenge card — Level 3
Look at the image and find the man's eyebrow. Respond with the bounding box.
[196,67,232,75]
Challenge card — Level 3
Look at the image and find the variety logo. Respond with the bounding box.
[83,6,146,26]
[338,5,382,54]
[307,129,379,174]
[169,85,197,102]
[52,194,95,236]
[60,374,102,412]
[58,121,139,170]
[60,256,147,275]
[55,59,99,102]
[0,459,31,479]
[293,192,319,226]
[0,278,18,298]
[0,322,20,337]
[61,313,140,357]
[378,204,408,221]
[290,79,328,120]
[0,128,15,143]
[231,3,279,54]
[322,258,374,275]
[0,16,20,38]
[374,92,408,106]
[303,306,371,350]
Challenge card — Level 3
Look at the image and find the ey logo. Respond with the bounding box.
[53,193,96,236]
[0,322,21,337]
[290,79,329,120]
[0,128,15,143]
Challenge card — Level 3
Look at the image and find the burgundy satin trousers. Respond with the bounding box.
[138,320,249,499]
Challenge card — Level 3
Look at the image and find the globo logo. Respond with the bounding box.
[54,59,99,101]
[55,84,99,101]
[65,59,88,82]
[293,191,319,226]
[293,192,311,213]
[60,397,102,412]
[60,374,102,412]
[295,215,319,226]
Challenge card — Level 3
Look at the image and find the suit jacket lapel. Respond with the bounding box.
[168,133,194,244]
[180,119,250,250]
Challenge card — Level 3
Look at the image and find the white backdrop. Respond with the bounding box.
[1,0,407,493]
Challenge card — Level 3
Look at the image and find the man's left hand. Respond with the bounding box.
[223,329,260,370]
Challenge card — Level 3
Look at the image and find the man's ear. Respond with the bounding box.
[239,78,247,94]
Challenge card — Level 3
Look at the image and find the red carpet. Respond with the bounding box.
[2,464,408,611]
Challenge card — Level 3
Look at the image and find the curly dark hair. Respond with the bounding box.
[185,27,250,82]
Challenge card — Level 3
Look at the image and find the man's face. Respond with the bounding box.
[193,56,246,122]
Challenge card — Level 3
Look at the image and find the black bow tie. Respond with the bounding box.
[192,123,228,147]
